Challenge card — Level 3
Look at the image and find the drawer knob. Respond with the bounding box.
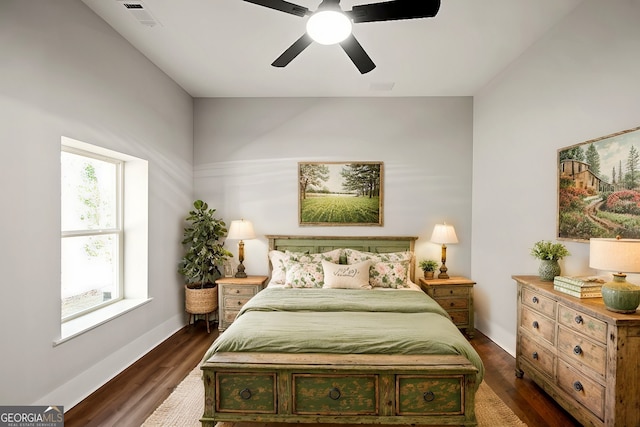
[532,321,539,329]
[328,387,341,400]
[573,381,583,392]
[239,388,252,400]
[574,315,583,324]
[423,391,435,402]
[236,289,240,294]
[449,302,455,307]
[237,301,242,306]
[532,351,539,360]
[573,345,582,355]
[449,290,454,294]
[532,296,539,304]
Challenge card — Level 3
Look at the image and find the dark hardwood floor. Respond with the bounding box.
[65,321,582,427]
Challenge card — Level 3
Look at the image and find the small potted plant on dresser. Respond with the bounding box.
[530,240,570,281]
[178,200,233,332]
[419,259,439,279]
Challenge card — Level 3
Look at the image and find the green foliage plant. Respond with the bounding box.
[530,240,570,261]
[418,259,439,272]
[178,200,233,288]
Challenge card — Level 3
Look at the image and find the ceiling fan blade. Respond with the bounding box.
[349,0,441,23]
[272,33,313,67]
[243,0,309,17]
[339,34,376,74]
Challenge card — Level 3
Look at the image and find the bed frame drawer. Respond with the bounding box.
[215,372,276,414]
[397,375,464,415]
[292,374,378,415]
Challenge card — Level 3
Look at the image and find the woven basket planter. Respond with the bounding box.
[184,284,218,314]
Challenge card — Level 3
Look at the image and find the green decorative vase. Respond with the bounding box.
[538,260,561,282]
[601,274,640,314]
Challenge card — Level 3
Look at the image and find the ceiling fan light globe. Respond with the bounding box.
[306,10,352,45]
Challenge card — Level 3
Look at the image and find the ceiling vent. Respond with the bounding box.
[117,1,162,27]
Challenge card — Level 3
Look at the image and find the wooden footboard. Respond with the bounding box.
[201,353,478,426]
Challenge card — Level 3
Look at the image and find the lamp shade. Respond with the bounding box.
[226,219,256,241]
[589,238,640,273]
[431,224,459,245]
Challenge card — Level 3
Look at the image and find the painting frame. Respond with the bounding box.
[557,126,640,242]
[298,161,383,227]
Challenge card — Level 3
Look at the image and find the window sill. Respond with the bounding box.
[54,298,153,346]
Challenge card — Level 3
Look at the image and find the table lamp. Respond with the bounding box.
[589,237,640,313]
[431,223,458,279]
[226,219,256,278]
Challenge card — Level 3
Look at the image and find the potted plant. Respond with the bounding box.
[178,200,233,329]
[419,259,439,279]
[530,240,570,281]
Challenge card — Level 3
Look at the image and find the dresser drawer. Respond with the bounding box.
[437,297,468,310]
[519,333,554,378]
[293,374,378,415]
[557,359,605,420]
[223,285,258,296]
[397,375,464,415]
[557,326,606,377]
[448,310,469,326]
[558,304,607,344]
[216,372,277,413]
[431,287,469,298]
[521,306,556,345]
[522,288,557,318]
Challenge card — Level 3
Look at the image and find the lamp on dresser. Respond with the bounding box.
[430,223,458,279]
[589,236,640,313]
[226,219,256,278]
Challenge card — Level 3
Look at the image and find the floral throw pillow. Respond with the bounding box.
[284,261,325,288]
[285,249,341,264]
[369,261,410,289]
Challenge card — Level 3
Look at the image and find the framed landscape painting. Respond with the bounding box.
[299,162,383,226]
[557,126,640,242]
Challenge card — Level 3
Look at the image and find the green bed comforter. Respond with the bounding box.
[203,288,484,383]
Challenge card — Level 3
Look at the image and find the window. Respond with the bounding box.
[58,137,149,344]
[61,148,123,320]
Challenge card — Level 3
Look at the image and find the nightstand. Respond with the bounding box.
[418,276,475,338]
[215,276,268,331]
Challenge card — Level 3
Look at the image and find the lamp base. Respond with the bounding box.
[601,274,640,314]
[438,264,450,280]
[234,262,247,279]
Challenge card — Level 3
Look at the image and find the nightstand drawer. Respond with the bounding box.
[223,286,258,296]
[224,296,252,309]
[437,297,468,310]
[222,309,240,324]
[448,311,469,326]
[431,287,469,298]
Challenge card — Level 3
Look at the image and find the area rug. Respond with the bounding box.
[142,367,526,427]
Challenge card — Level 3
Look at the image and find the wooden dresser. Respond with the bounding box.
[216,276,268,331]
[513,275,640,427]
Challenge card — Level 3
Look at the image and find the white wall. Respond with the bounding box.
[0,1,193,408]
[472,0,640,354]
[193,97,474,279]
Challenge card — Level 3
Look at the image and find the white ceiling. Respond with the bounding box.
[81,0,584,98]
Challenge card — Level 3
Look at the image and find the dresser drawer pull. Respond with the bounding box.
[239,388,252,400]
[573,345,582,355]
[573,381,583,392]
[532,351,539,360]
[423,391,435,402]
[532,321,539,329]
[236,289,240,294]
[532,296,539,304]
[237,301,242,306]
[574,315,583,324]
[328,387,341,400]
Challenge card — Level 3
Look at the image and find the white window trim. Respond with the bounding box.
[57,136,150,346]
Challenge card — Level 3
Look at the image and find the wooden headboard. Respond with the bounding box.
[266,235,418,282]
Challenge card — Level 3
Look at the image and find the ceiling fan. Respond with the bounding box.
[243,0,441,74]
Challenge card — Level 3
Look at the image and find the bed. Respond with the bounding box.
[200,235,484,426]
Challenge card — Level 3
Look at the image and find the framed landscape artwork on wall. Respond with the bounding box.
[558,126,640,242]
[299,161,383,226]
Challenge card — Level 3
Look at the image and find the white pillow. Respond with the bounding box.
[322,260,371,289]
[268,250,288,284]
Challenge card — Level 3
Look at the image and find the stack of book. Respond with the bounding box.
[553,276,605,298]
